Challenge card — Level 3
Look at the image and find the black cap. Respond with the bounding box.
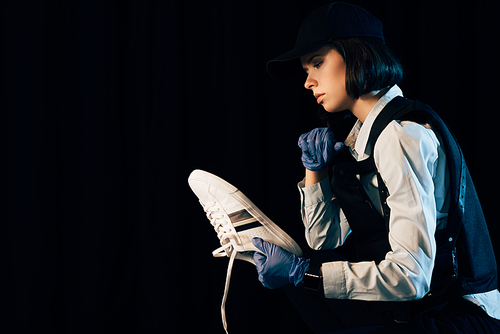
[266,2,385,80]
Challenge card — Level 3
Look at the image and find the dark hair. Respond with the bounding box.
[318,37,403,138]
[327,37,403,99]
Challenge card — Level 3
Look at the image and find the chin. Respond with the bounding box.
[323,105,344,113]
[323,100,352,113]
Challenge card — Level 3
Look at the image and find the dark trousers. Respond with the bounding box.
[284,246,500,333]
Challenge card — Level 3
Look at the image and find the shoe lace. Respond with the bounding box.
[202,201,237,334]
[203,201,235,257]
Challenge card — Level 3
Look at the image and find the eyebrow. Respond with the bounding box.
[302,54,322,72]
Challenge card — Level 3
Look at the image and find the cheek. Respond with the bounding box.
[323,62,345,86]
[323,76,351,112]
[325,71,347,95]
[333,68,347,90]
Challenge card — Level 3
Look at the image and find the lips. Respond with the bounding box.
[314,93,325,104]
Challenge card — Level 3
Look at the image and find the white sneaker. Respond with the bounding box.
[188,169,302,333]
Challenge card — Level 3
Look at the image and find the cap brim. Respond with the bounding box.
[266,39,331,80]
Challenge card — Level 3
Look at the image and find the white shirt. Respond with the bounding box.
[298,85,500,319]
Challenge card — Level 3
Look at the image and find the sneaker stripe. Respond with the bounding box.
[228,209,253,224]
[235,221,262,232]
[232,218,257,228]
[228,209,263,232]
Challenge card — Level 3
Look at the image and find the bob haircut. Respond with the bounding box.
[318,37,403,136]
[326,36,403,100]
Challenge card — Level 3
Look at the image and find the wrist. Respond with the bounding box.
[301,262,323,291]
[305,168,328,187]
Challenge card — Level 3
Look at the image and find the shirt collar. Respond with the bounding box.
[345,85,404,161]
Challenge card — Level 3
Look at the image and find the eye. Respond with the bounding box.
[313,61,323,69]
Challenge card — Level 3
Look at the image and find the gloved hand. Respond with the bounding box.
[298,127,344,171]
[252,237,310,289]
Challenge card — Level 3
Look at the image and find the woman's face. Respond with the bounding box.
[300,46,353,113]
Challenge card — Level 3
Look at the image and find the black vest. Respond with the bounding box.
[330,96,497,297]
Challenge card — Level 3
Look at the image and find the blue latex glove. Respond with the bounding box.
[298,127,344,171]
[252,237,310,289]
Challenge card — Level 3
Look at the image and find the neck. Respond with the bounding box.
[350,88,389,123]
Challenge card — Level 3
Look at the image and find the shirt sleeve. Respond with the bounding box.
[298,177,350,250]
[323,121,441,301]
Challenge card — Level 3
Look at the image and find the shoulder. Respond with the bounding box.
[378,120,438,147]
[374,120,440,161]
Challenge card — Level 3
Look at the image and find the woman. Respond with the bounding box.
[253,3,500,333]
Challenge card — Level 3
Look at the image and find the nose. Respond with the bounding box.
[304,73,316,90]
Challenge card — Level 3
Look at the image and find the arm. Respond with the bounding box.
[298,128,350,250]
[322,121,441,301]
[298,172,350,250]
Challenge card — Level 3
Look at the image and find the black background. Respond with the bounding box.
[4,1,499,333]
